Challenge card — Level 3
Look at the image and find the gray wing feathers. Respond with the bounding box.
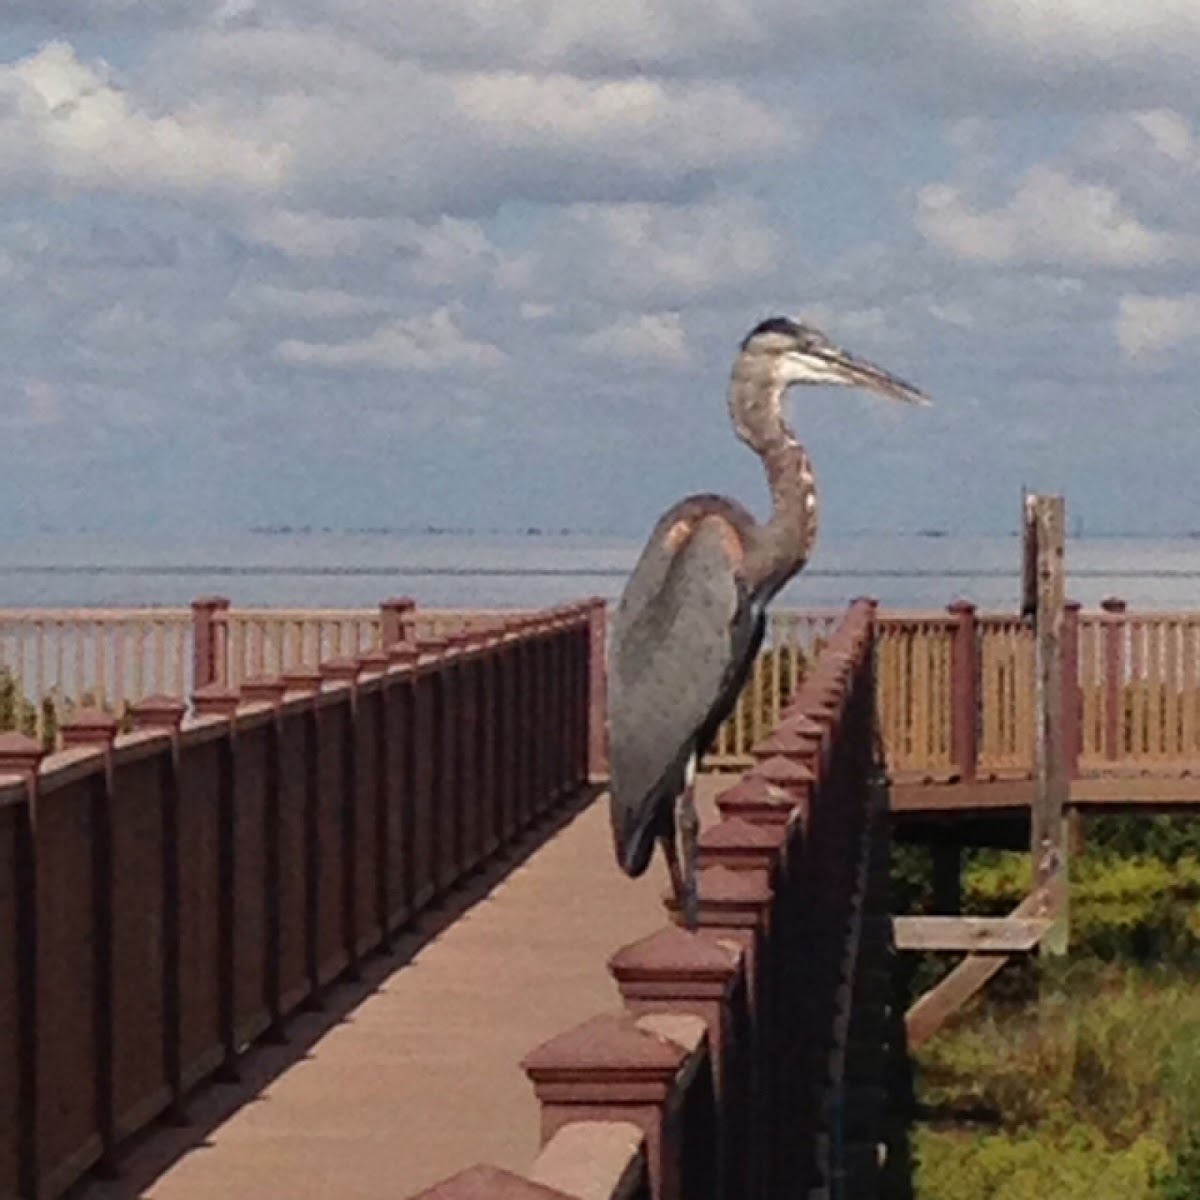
[608,516,743,871]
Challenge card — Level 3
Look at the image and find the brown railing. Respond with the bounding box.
[871,599,1200,781]
[0,599,549,747]
[0,608,193,742]
[706,608,843,766]
[0,602,601,1200]
[874,611,955,778]
[417,600,894,1200]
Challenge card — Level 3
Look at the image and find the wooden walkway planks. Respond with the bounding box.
[891,772,1200,815]
[78,788,709,1200]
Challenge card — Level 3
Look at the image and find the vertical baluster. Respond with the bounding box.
[1183,620,1198,758]
[34,621,46,743]
[1129,618,1145,760]
[1164,619,1180,760]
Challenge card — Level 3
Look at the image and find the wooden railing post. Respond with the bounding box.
[1101,597,1127,761]
[0,733,45,1200]
[128,696,189,1114]
[191,596,230,690]
[523,1012,706,1200]
[947,600,978,782]
[586,598,609,781]
[379,597,416,647]
[59,710,120,1170]
[1062,601,1082,778]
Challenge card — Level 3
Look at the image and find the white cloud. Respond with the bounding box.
[508,197,784,308]
[916,166,1192,268]
[231,284,392,321]
[452,73,791,170]
[962,0,1200,62]
[275,307,505,371]
[1117,293,1200,359]
[152,26,800,217]
[0,42,288,195]
[578,312,690,368]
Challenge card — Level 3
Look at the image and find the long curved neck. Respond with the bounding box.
[728,368,817,593]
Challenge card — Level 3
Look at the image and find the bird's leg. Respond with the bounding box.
[661,831,687,913]
[678,759,700,929]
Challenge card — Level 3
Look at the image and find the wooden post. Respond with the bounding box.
[1061,601,1082,779]
[191,596,230,690]
[586,598,609,782]
[1030,495,1068,955]
[1101,597,1127,762]
[1021,490,1037,621]
[947,600,977,782]
[379,597,416,647]
[931,843,962,916]
[0,733,45,1200]
[1062,601,1084,855]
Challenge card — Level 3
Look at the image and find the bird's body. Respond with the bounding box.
[607,316,927,926]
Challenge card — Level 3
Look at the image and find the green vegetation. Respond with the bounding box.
[906,818,1200,1199]
[0,667,40,739]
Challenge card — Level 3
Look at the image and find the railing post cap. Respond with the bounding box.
[751,754,817,788]
[411,1165,577,1200]
[716,776,803,825]
[754,726,821,758]
[947,598,977,615]
[1101,596,1127,613]
[240,676,288,705]
[672,864,772,927]
[385,640,420,666]
[60,707,119,748]
[0,731,45,776]
[320,657,361,682]
[281,666,322,687]
[191,595,231,611]
[129,694,187,731]
[609,925,741,988]
[380,596,417,612]
[698,814,786,856]
[776,712,824,737]
[1065,598,1082,613]
[357,649,391,672]
[192,684,242,716]
[522,1013,688,1083]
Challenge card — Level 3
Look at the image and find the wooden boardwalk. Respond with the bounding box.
[79,786,719,1200]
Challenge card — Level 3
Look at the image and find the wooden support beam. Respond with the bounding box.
[905,888,1054,1049]
[1030,494,1070,956]
[893,916,1051,954]
[931,843,962,915]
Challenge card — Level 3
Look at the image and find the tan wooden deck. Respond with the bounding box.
[891,770,1200,815]
[79,784,721,1200]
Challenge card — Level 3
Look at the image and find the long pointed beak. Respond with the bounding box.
[810,344,931,406]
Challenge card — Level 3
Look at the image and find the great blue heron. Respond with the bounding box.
[608,316,928,927]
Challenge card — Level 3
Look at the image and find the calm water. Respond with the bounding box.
[2,532,1200,611]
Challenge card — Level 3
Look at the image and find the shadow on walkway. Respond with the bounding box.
[73,786,604,1200]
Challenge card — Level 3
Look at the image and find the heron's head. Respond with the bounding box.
[737,316,930,405]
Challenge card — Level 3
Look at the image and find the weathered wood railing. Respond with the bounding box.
[0,603,601,1200]
[416,600,894,1200]
[872,599,1200,781]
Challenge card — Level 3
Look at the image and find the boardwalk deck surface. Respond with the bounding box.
[81,786,718,1200]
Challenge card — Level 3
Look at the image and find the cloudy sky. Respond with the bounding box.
[2,2,1199,539]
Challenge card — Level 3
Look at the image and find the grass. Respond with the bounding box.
[906,821,1200,1199]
